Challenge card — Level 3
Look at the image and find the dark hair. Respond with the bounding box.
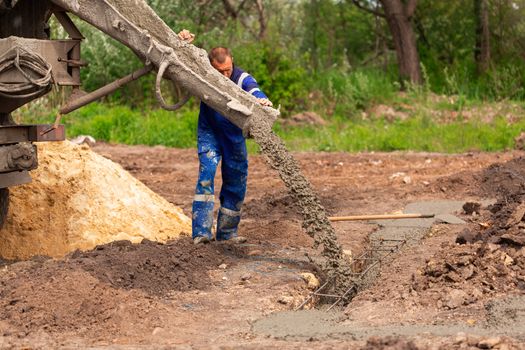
[208,47,232,63]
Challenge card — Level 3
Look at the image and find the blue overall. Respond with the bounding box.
[192,66,268,241]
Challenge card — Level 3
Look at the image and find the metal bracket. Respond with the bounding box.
[0,170,31,189]
[0,124,65,144]
[52,10,84,39]
[296,238,408,310]
[59,65,152,115]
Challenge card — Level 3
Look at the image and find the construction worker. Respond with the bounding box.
[178,30,273,244]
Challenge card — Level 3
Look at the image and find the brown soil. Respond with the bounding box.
[410,156,525,314]
[1,144,524,349]
[0,238,236,334]
[72,238,232,295]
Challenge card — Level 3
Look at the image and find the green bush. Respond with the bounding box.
[482,63,525,100]
[311,67,397,117]
[234,43,311,114]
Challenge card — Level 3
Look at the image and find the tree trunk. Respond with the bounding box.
[379,0,422,84]
[254,0,267,40]
[474,0,491,73]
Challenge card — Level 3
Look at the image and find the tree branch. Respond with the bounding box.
[237,0,249,15]
[254,0,267,39]
[221,0,250,19]
[350,0,385,18]
[221,0,238,18]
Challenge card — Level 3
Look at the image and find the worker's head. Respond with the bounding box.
[209,47,233,78]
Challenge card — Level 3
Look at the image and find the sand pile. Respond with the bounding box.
[0,141,191,260]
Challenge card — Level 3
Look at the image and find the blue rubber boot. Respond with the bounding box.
[192,149,220,241]
[216,207,242,241]
[192,200,214,241]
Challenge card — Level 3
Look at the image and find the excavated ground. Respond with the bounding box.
[1,144,524,349]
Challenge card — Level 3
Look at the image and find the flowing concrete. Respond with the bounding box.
[251,200,525,341]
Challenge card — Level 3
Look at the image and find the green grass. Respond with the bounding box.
[271,116,523,153]
[19,102,198,148]
[15,102,524,154]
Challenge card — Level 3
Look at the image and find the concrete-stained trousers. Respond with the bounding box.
[192,127,248,241]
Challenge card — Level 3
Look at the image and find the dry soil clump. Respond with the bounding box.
[0,141,191,260]
[412,157,525,308]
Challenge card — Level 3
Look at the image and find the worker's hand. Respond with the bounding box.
[177,29,195,43]
[257,98,273,107]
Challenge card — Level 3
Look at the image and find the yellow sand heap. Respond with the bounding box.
[0,141,191,260]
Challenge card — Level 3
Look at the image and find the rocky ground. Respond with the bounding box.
[0,144,524,349]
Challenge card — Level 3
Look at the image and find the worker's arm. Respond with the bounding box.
[178,29,272,107]
[239,74,273,107]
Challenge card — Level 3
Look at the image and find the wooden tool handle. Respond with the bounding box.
[328,213,435,222]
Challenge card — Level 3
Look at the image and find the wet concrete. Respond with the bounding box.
[352,200,469,290]
[252,295,525,340]
[375,200,466,229]
[370,200,467,244]
[486,296,525,334]
[249,123,353,292]
[251,200,525,341]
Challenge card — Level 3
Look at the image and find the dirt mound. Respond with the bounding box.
[412,241,525,306]
[479,157,525,197]
[455,157,525,246]
[412,157,525,307]
[0,141,191,260]
[432,156,525,198]
[0,238,228,334]
[70,238,229,294]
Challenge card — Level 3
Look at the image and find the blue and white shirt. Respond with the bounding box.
[230,66,268,100]
[198,66,268,149]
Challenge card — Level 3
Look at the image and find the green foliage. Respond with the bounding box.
[301,0,376,69]
[271,116,524,153]
[417,0,476,66]
[17,101,525,154]
[234,43,310,114]
[481,63,525,100]
[311,67,397,116]
[23,103,197,148]
[33,0,525,155]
